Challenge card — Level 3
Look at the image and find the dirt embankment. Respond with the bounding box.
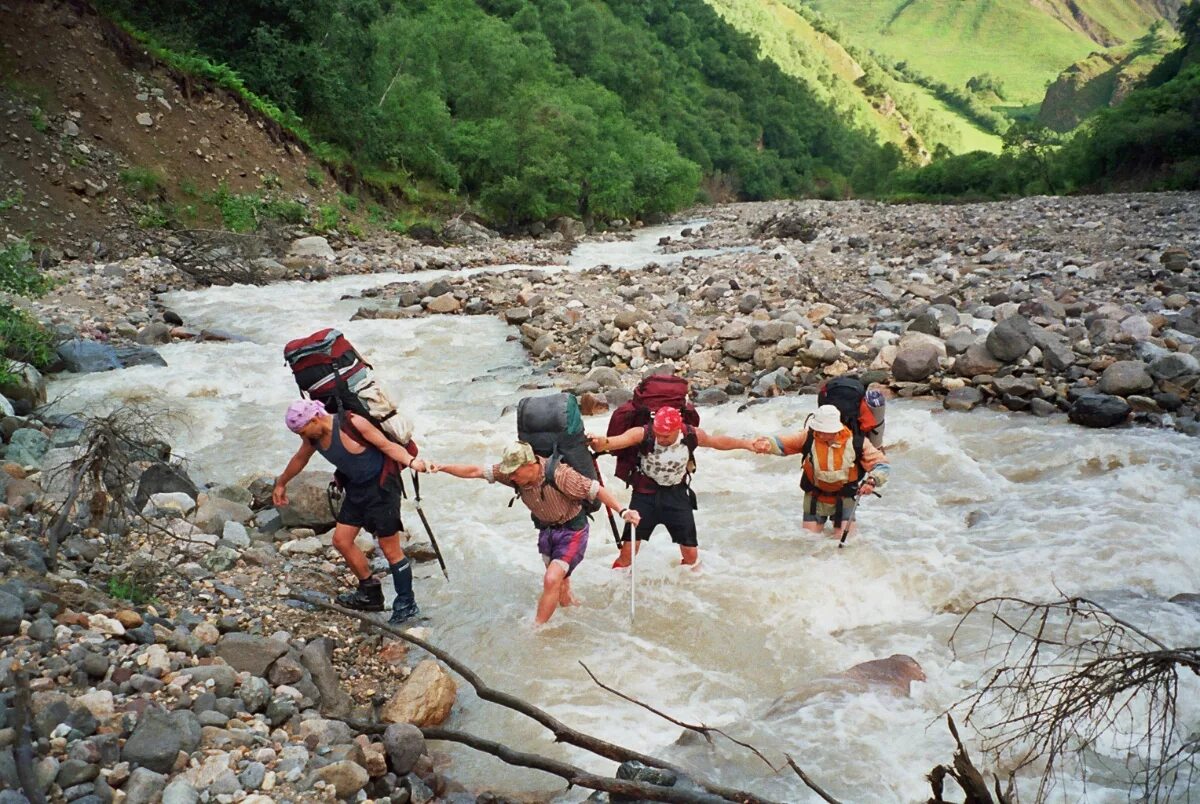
[0,0,339,258]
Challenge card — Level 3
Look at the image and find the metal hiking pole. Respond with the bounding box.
[839,484,882,549]
[410,469,449,581]
[626,521,636,625]
[591,452,621,547]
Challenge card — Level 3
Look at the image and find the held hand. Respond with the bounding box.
[586,433,606,452]
[751,437,773,454]
[426,463,441,474]
[858,477,877,497]
[410,458,428,473]
[621,508,640,526]
[272,483,288,507]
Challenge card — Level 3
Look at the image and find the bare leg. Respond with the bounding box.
[377,534,406,565]
[679,545,700,567]
[611,540,642,569]
[331,523,370,579]
[832,520,858,541]
[558,575,580,607]
[802,521,824,536]
[536,561,569,624]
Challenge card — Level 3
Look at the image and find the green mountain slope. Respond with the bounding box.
[805,0,1179,112]
[1039,23,1182,130]
[702,0,1003,154]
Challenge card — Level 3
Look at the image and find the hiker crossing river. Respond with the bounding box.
[47,222,1200,802]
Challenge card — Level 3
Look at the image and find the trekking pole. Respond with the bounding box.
[626,521,636,625]
[410,469,449,581]
[839,485,882,549]
[591,452,622,548]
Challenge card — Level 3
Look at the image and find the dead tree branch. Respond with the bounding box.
[10,664,47,804]
[579,660,781,772]
[785,755,843,804]
[343,719,730,804]
[950,594,1200,803]
[294,592,781,804]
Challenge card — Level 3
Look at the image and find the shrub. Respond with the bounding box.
[119,166,166,198]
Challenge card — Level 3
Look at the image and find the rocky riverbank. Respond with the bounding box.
[344,193,1200,435]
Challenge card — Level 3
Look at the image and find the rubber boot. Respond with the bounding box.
[336,576,384,612]
[388,558,420,624]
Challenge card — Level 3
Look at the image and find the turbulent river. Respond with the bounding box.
[51,224,1200,802]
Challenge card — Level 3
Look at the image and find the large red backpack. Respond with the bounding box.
[606,374,700,486]
[283,328,416,456]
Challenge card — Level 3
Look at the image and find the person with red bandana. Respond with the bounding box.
[589,407,757,569]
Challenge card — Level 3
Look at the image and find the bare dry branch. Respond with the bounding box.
[785,755,843,804]
[579,660,780,772]
[293,592,781,804]
[950,595,1200,802]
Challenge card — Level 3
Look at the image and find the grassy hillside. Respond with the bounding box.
[805,0,1176,112]
[704,0,1003,154]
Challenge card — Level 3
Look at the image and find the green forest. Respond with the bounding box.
[102,0,1199,224]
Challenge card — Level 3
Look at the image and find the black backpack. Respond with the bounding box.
[516,393,602,520]
[818,375,885,446]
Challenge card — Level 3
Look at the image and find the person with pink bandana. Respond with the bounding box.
[589,407,757,569]
[274,399,428,624]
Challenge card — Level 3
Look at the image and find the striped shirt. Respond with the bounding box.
[486,458,600,526]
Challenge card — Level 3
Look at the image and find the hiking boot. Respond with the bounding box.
[336,581,384,612]
[388,602,421,625]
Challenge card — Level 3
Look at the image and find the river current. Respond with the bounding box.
[51,224,1200,802]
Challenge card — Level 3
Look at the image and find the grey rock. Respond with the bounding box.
[201,546,240,573]
[6,428,50,467]
[32,695,96,739]
[750,320,795,344]
[584,366,623,389]
[133,463,198,510]
[658,338,691,360]
[943,387,984,412]
[1098,361,1154,396]
[289,236,336,261]
[239,762,267,791]
[265,695,298,727]
[955,343,1003,377]
[1149,352,1200,380]
[239,676,272,714]
[945,330,976,356]
[123,768,167,804]
[504,307,532,325]
[301,638,353,719]
[1029,398,1060,417]
[182,664,237,697]
[135,323,172,345]
[719,335,753,361]
[313,760,368,799]
[56,759,99,788]
[1069,394,1131,428]
[383,722,425,775]
[216,632,289,677]
[892,342,941,382]
[986,315,1035,363]
[0,592,22,637]
[122,709,180,773]
[161,779,200,804]
[693,388,729,406]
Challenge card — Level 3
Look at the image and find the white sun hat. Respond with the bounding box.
[810,404,845,434]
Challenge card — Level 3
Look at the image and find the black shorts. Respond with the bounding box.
[337,475,403,537]
[628,484,697,547]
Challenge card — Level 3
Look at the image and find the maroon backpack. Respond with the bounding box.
[606,374,699,486]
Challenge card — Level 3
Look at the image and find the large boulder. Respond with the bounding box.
[943,386,984,412]
[1098,361,1154,397]
[56,340,167,372]
[839,654,926,697]
[1069,394,1130,428]
[122,708,183,772]
[134,463,199,510]
[985,315,1035,363]
[216,633,289,677]
[0,362,45,408]
[0,590,23,637]
[380,660,457,726]
[382,723,425,775]
[5,428,50,467]
[288,236,335,261]
[891,341,941,381]
[192,497,253,535]
[277,471,337,530]
[1149,352,1200,380]
[954,343,1003,377]
[301,638,353,719]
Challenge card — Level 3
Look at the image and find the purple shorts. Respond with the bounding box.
[537,523,589,576]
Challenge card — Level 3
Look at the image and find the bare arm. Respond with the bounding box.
[348,412,425,471]
[273,440,316,505]
[751,429,809,456]
[587,427,645,453]
[432,463,486,480]
[596,484,640,525]
[695,429,756,452]
[859,440,891,489]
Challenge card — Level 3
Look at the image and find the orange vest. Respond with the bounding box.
[802,427,861,501]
